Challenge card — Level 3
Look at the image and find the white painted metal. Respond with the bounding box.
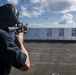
[24,27,76,40]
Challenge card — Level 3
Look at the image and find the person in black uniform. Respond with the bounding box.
[0,4,30,75]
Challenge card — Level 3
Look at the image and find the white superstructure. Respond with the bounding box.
[24,25,76,40]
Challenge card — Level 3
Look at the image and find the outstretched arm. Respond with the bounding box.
[15,32,30,71]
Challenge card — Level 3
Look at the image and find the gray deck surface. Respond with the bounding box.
[11,42,76,75]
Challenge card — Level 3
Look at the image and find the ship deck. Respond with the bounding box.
[11,42,76,75]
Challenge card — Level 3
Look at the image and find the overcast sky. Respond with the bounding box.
[0,0,76,27]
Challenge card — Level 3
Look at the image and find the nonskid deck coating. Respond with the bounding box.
[11,42,76,75]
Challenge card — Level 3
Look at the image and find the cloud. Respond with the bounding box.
[31,7,45,17]
[47,0,76,13]
[19,0,76,18]
[7,0,18,5]
[31,0,76,13]
[31,0,46,4]
[20,6,31,18]
[20,6,45,18]
[59,13,74,24]
[29,23,44,28]
[31,0,40,3]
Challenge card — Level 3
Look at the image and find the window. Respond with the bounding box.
[35,28,40,36]
[47,28,52,36]
[72,28,76,36]
[59,28,64,36]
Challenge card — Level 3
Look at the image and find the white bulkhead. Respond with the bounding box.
[24,27,76,40]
